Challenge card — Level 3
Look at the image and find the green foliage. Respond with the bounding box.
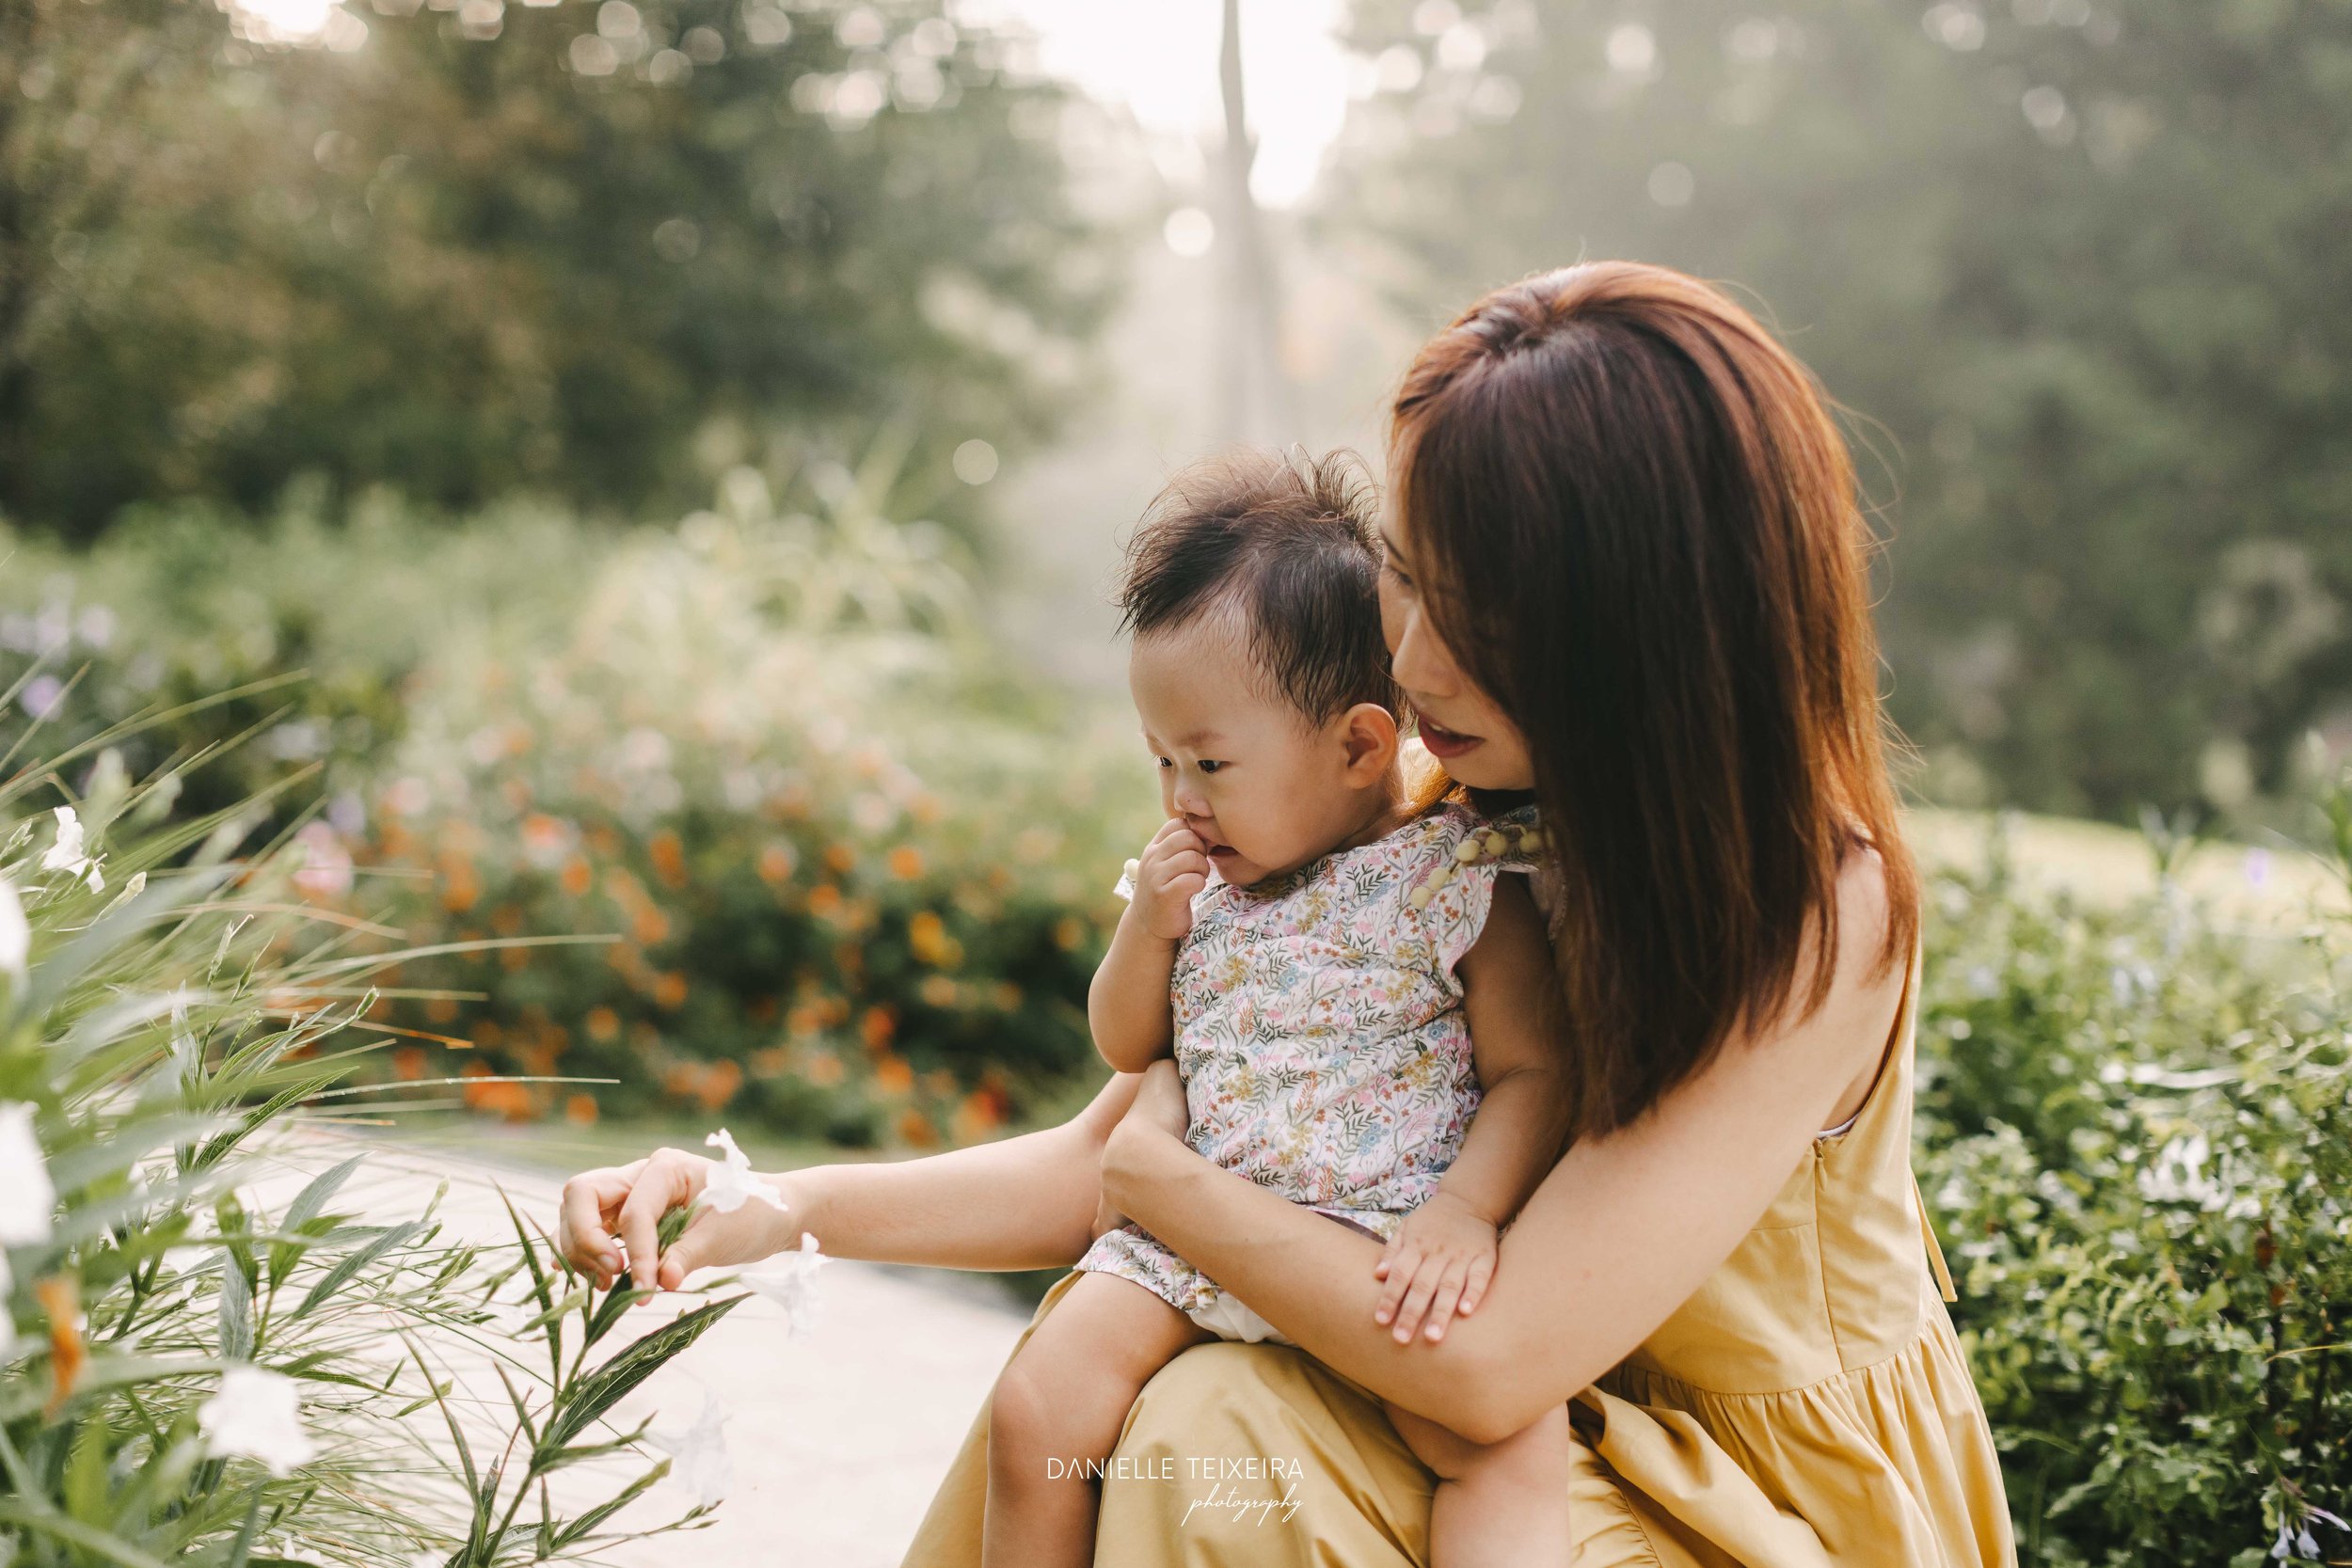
[0,455,1149,1143]
[1327,0,2352,824]
[1915,815,2352,1564]
[1,0,1116,536]
[0,701,761,1565]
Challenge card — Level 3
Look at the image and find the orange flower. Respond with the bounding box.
[910,791,944,825]
[824,844,856,876]
[500,944,531,973]
[750,1045,790,1075]
[802,1049,845,1086]
[888,846,924,880]
[440,869,479,913]
[953,1087,1005,1141]
[694,1057,743,1111]
[632,906,672,944]
[757,843,797,884]
[896,1107,939,1148]
[861,1006,896,1053]
[807,883,844,919]
[37,1275,84,1418]
[873,1054,914,1096]
[500,776,532,810]
[1054,916,1086,951]
[584,1006,621,1042]
[392,1046,427,1080]
[425,996,461,1024]
[918,974,959,1007]
[472,1019,506,1050]
[561,855,593,896]
[652,972,689,1010]
[908,910,961,968]
[649,829,689,889]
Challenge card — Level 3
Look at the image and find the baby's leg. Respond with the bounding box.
[1383,1399,1574,1568]
[985,1271,1213,1568]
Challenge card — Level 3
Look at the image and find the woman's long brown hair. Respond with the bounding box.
[1392,261,1919,1141]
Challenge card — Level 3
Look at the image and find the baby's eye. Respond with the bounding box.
[1199,760,1226,774]
[1156,756,1173,769]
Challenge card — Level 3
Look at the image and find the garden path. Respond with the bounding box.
[255,1124,1026,1568]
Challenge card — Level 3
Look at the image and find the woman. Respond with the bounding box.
[558,261,2016,1566]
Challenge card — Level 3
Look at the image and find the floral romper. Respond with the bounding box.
[1077,800,1535,1342]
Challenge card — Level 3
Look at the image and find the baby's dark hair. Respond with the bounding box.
[1117,448,1401,726]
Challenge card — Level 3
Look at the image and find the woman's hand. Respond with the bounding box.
[1127,1057,1189,1140]
[557,1148,804,1293]
[1100,1058,1190,1227]
[1372,1190,1497,1344]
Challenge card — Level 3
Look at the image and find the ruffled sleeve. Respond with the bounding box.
[1403,803,1542,985]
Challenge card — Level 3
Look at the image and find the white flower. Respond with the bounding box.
[0,1102,56,1246]
[40,805,103,891]
[2137,1132,2225,1209]
[199,1365,319,1477]
[700,1129,786,1215]
[737,1233,831,1338]
[0,877,26,977]
[646,1387,730,1508]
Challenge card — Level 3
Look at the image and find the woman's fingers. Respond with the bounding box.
[656,1207,718,1291]
[556,1161,644,1279]
[613,1149,700,1293]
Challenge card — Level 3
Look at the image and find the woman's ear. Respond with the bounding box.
[1336,703,1400,785]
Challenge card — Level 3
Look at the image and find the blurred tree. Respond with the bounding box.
[1326,0,2352,822]
[0,0,1116,538]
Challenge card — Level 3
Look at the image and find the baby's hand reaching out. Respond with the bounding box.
[1373,1191,1497,1344]
[1130,818,1212,942]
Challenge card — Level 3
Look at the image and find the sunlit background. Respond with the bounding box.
[5,6,2349,1557]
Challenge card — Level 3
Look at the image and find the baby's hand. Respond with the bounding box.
[1129,819,1211,942]
[1372,1192,1497,1344]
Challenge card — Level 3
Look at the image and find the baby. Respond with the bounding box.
[982,451,1574,1568]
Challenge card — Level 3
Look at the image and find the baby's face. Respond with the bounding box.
[1129,618,1377,889]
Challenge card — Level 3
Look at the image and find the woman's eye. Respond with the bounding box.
[1383,558,1415,590]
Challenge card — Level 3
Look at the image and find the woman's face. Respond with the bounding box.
[1377,510,1536,793]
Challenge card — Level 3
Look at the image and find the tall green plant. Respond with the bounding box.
[1916,810,2352,1565]
[0,688,751,1565]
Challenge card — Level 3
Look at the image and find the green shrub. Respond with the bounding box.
[1916,816,2351,1565]
[0,720,745,1566]
[0,463,1150,1144]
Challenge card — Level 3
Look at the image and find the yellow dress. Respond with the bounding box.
[900,949,2017,1566]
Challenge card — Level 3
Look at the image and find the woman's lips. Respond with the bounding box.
[1418,718,1484,760]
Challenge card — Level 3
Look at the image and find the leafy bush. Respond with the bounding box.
[1917,816,2352,1565]
[356,463,1143,1144]
[0,463,1150,1144]
[0,716,747,1565]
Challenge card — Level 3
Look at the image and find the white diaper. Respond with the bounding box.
[1185,1291,1294,1346]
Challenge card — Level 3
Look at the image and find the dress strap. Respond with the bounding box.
[1912,1167,1958,1304]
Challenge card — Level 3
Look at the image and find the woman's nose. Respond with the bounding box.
[1390,606,1456,696]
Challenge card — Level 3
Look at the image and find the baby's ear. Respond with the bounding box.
[1336,702,1400,783]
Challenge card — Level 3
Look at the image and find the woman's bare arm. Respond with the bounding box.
[558,1070,1138,1290]
[1100,862,1902,1445]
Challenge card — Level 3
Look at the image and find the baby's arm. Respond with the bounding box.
[1087,818,1210,1073]
[1375,875,1572,1343]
